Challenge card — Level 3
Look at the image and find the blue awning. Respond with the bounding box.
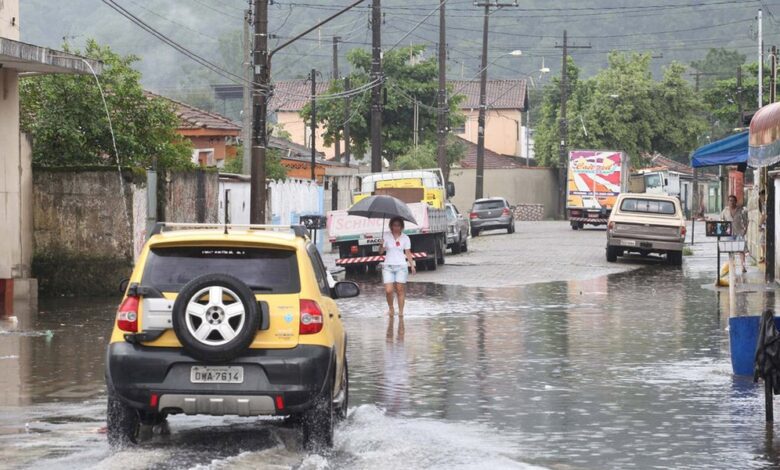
[691,131,748,168]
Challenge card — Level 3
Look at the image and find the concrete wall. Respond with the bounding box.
[0,68,23,280]
[160,170,219,224]
[449,167,559,219]
[0,0,20,39]
[456,109,523,157]
[32,169,219,296]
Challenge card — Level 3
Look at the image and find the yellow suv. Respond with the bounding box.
[105,223,358,449]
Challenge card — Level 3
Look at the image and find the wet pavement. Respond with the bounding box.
[3,230,780,468]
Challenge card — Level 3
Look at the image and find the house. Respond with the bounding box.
[270,80,331,157]
[0,0,103,317]
[148,92,241,168]
[268,78,529,161]
[449,79,529,158]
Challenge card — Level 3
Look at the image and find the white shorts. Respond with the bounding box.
[382,264,409,284]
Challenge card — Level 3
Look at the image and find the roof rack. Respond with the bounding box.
[150,222,309,238]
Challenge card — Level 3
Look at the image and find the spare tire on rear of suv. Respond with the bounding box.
[172,273,260,363]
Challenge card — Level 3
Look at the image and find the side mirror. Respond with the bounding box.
[664,178,669,186]
[446,181,455,198]
[333,281,360,299]
[118,278,130,294]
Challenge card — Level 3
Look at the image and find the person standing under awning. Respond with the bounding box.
[721,194,748,273]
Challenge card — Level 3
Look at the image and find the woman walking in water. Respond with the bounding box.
[379,217,416,316]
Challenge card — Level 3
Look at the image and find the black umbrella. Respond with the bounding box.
[347,195,417,225]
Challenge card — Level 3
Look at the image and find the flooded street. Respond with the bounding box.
[1,260,779,469]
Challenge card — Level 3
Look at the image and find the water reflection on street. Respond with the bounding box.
[2,266,780,468]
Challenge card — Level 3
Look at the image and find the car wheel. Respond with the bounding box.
[462,237,468,252]
[472,228,480,237]
[303,365,335,449]
[452,236,461,254]
[172,273,260,363]
[668,251,683,267]
[437,238,446,265]
[571,221,579,230]
[508,222,515,234]
[606,246,619,262]
[107,392,140,448]
[335,358,349,421]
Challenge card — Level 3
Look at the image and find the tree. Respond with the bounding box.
[532,56,581,167]
[690,48,746,90]
[20,40,193,169]
[223,147,288,180]
[303,45,465,164]
[394,135,466,170]
[534,53,707,168]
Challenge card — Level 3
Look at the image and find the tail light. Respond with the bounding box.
[469,212,478,219]
[607,221,615,231]
[570,210,581,217]
[116,296,139,332]
[299,299,324,335]
[681,225,687,238]
[349,245,359,255]
[502,208,511,216]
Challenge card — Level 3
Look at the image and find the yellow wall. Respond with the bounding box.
[276,111,337,159]
[456,109,523,157]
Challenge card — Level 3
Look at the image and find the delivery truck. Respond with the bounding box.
[567,150,629,229]
[327,169,452,272]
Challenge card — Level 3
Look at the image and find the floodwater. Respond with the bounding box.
[1,262,779,469]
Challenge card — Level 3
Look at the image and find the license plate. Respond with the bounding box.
[640,242,652,248]
[371,244,380,252]
[190,366,244,384]
[588,213,599,218]
[621,240,636,247]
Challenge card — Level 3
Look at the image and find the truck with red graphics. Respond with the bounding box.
[566,150,629,230]
[327,169,452,273]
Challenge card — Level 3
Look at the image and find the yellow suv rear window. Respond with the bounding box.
[142,246,300,293]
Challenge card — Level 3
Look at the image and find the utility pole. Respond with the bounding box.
[370,0,383,172]
[759,8,764,107]
[250,0,366,223]
[344,76,352,165]
[437,0,448,182]
[242,8,253,175]
[555,30,590,219]
[250,0,269,224]
[413,98,419,149]
[332,36,341,162]
[737,65,744,126]
[473,1,518,199]
[310,68,317,181]
[769,46,777,103]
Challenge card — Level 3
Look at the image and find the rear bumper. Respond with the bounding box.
[608,236,684,252]
[105,341,333,415]
[570,216,608,224]
[470,217,512,229]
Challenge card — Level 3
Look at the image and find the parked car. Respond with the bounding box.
[105,223,359,449]
[606,193,686,266]
[445,203,469,253]
[469,197,515,236]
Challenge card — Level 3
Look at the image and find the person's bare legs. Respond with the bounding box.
[396,283,406,316]
[740,252,746,272]
[384,283,395,316]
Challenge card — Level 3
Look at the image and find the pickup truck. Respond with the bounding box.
[606,193,686,266]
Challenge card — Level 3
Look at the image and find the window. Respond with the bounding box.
[306,244,331,296]
[142,246,300,293]
[620,198,676,215]
[644,174,663,189]
[473,200,507,210]
[446,205,457,221]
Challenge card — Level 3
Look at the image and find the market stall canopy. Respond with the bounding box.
[691,131,748,168]
[749,102,780,168]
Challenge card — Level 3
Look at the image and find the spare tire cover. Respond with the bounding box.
[172,273,259,363]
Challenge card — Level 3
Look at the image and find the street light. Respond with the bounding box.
[509,49,523,57]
